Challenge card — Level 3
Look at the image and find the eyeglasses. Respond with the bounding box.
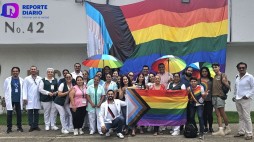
[75,66,81,68]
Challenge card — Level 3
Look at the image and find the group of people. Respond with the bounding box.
[3,62,254,140]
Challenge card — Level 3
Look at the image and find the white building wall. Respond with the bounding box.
[0,0,254,112]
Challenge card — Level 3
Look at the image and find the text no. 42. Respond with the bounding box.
[5,22,44,33]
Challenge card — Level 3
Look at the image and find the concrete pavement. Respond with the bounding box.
[0,124,252,142]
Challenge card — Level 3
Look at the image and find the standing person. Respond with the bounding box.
[4,67,24,133]
[82,70,90,86]
[23,66,42,132]
[87,71,105,87]
[147,73,156,89]
[200,67,214,133]
[104,73,118,97]
[54,73,75,134]
[181,67,193,125]
[69,76,87,135]
[119,75,135,135]
[86,75,106,135]
[127,71,136,84]
[71,63,83,80]
[58,69,76,86]
[157,63,173,88]
[112,70,119,83]
[188,77,209,140]
[101,66,111,81]
[142,65,150,84]
[150,75,166,136]
[211,63,231,136]
[233,62,254,140]
[100,90,126,139]
[167,73,186,136]
[39,68,59,131]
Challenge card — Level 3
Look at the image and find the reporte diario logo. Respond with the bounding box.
[1,3,19,18]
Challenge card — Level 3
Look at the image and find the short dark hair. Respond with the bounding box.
[173,73,181,77]
[158,63,165,67]
[107,89,114,94]
[190,77,198,81]
[212,63,220,67]
[76,76,83,82]
[62,69,69,74]
[74,63,81,67]
[143,65,149,69]
[11,67,20,72]
[236,62,247,69]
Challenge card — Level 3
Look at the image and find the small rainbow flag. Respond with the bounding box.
[126,89,188,126]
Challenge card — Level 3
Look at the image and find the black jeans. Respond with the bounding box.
[70,106,86,129]
[203,101,213,129]
[28,109,39,128]
[7,102,22,129]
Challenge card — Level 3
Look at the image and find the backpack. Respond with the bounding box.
[184,123,197,138]
[220,73,231,100]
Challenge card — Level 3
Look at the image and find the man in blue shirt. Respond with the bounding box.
[4,67,24,133]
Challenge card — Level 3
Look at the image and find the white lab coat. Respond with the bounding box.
[3,76,24,111]
[99,99,126,127]
[23,75,42,109]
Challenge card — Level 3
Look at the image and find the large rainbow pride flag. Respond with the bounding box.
[126,89,188,126]
[85,0,228,75]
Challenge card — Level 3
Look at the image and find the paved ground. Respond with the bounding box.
[0,124,252,142]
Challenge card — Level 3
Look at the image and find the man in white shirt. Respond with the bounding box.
[71,63,83,80]
[233,62,254,140]
[23,66,42,132]
[100,90,126,139]
[142,65,150,84]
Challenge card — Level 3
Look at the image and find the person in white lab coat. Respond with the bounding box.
[23,66,42,132]
[4,67,24,133]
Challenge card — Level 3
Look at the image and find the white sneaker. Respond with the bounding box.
[106,131,111,137]
[171,131,180,136]
[117,133,124,139]
[74,129,78,136]
[68,129,74,133]
[61,129,69,134]
[79,128,84,135]
[45,126,50,131]
[89,130,95,135]
[51,126,59,130]
[99,132,103,135]
[224,126,231,135]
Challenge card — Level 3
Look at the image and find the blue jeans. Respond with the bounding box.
[189,103,204,135]
[105,116,125,133]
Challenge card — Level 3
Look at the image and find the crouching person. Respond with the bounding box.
[100,90,126,139]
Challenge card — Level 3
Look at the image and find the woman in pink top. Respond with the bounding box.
[69,76,87,136]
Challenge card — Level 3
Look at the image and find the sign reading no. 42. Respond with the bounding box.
[5,22,44,33]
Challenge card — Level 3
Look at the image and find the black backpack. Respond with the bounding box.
[184,123,197,138]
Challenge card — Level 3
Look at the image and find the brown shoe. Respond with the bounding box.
[245,136,252,140]
[234,133,245,137]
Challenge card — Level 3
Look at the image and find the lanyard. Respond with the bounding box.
[78,87,85,98]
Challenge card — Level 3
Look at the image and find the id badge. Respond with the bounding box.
[82,100,86,104]
[15,88,18,93]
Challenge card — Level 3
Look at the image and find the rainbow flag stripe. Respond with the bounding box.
[126,89,188,126]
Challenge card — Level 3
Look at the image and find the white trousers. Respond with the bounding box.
[88,108,101,133]
[235,99,253,136]
[173,126,180,132]
[55,103,73,130]
[41,101,58,127]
